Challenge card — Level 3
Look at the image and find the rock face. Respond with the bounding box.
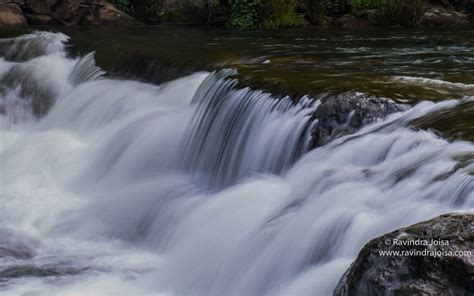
[0,2,27,27]
[310,93,402,148]
[0,0,140,27]
[334,214,474,296]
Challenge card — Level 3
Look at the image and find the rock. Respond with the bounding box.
[97,1,136,25]
[0,3,27,27]
[334,213,474,296]
[52,0,81,23]
[0,228,38,260]
[310,93,402,148]
[421,5,472,25]
[332,16,372,29]
[83,0,140,26]
[1,0,140,26]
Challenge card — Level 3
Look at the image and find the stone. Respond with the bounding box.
[310,93,402,148]
[334,213,474,296]
[0,3,27,27]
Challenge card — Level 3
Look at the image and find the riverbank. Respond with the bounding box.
[0,0,473,29]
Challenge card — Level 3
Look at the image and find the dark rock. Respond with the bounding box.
[334,213,474,296]
[0,228,38,260]
[310,93,402,148]
[331,15,372,29]
[52,0,81,23]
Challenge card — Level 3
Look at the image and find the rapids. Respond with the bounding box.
[0,31,473,295]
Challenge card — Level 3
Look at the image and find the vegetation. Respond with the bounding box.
[228,0,261,29]
[108,0,468,29]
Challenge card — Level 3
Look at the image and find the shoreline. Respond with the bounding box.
[1,1,472,30]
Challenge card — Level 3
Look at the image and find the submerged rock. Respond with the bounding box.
[334,213,474,296]
[0,228,38,260]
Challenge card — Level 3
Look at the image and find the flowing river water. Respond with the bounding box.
[0,27,473,295]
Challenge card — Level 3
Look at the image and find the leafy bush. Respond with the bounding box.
[260,0,305,29]
[228,0,261,29]
[110,0,134,15]
[228,0,305,29]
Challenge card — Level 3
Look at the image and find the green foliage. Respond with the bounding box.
[110,0,134,15]
[228,0,305,29]
[228,0,261,29]
[260,0,305,29]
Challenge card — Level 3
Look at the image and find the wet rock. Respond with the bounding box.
[310,93,402,148]
[0,265,86,279]
[334,213,474,296]
[0,3,27,27]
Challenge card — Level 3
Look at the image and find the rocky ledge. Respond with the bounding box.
[0,0,139,27]
[334,213,474,296]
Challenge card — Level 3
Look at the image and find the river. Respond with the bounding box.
[0,27,473,295]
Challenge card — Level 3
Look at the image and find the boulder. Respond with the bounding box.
[93,1,139,26]
[52,0,81,23]
[0,3,27,27]
[334,213,474,296]
[310,93,402,148]
[421,5,472,25]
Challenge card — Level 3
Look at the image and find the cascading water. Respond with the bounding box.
[0,32,473,296]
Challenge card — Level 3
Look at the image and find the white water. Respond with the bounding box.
[1,32,473,296]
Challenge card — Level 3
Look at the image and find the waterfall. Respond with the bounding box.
[182,69,318,189]
[0,32,473,296]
